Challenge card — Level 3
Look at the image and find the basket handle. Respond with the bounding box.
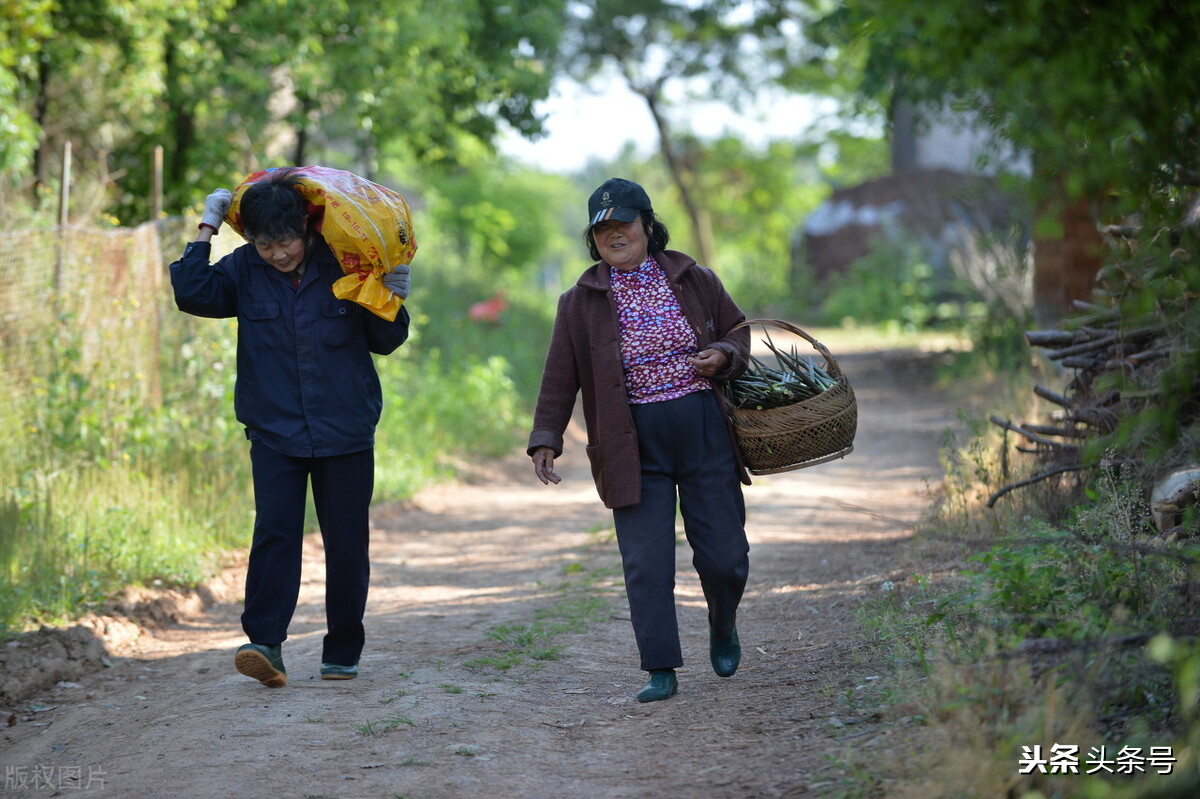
[729,318,844,379]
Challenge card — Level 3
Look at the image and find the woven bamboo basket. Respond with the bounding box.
[725,319,857,474]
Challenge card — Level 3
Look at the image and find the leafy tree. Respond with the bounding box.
[0,0,175,218]
[124,0,568,220]
[559,0,849,269]
[418,156,572,284]
[0,0,53,183]
[693,136,829,312]
[811,0,1200,332]
[3,0,569,223]
[820,0,1200,220]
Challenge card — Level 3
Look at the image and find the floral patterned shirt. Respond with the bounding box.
[611,255,711,403]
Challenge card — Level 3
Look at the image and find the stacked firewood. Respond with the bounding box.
[986,299,1172,508]
[984,191,1200,524]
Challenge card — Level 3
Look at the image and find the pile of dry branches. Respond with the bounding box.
[985,296,1172,507]
[980,176,1200,528]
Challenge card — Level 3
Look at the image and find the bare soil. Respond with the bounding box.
[1,344,961,798]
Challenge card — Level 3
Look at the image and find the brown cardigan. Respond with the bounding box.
[527,250,751,509]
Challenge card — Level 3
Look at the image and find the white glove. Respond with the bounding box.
[382,264,411,300]
[201,188,233,230]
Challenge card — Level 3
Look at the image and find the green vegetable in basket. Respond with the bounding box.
[722,331,838,410]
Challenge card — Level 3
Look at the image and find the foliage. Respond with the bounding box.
[0,0,53,176]
[1079,225,1200,469]
[855,394,1200,796]
[1,312,251,630]
[385,153,577,398]
[817,242,1031,379]
[820,240,968,330]
[407,154,579,289]
[812,2,1200,470]
[1,0,568,223]
[0,207,557,631]
[561,0,835,99]
[372,346,530,500]
[559,0,874,269]
[821,0,1200,218]
[814,232,1035,368]
[814,129,892,189]
[694,136,837,316]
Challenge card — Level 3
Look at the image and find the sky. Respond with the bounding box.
[498,77,838,174]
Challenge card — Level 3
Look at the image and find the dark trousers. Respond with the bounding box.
[613,390,749,671]
[242,441,374,666]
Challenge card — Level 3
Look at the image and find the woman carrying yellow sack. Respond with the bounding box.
[170,166,414,687]
[227,164,417,321]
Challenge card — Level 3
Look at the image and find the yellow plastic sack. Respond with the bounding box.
[226,166,418,321]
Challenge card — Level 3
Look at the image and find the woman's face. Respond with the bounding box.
[592,218,649,271]
[253,237,307,273]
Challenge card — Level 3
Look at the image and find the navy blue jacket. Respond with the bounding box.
[170,237,410,458]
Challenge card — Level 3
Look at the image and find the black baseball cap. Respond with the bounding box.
[587,178,652,228]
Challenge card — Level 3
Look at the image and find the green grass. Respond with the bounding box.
[840,385,1200,797]
[355,715,414,735]
[463,564,618,673]
[0,242,552,632]
[1,317,254,630]
[1,207,1009,637]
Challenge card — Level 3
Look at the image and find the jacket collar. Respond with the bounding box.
[576,249,697,291]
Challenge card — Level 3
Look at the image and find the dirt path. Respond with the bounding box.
[1,344,958,798]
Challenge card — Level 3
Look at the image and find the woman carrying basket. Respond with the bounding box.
[528,178,752,702]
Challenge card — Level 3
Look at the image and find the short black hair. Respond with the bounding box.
[240,169,308,243]
[583,209,670,262]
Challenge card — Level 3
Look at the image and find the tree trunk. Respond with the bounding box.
[638,85,716,269]
[163,36,196,212]
[889,96,918,173]
[293,122,309,168]
[32,55,52,204]
[1032,177,1105,326]
[292,94,314,166]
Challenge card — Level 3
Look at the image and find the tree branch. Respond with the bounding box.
[1033,384,1073,408]
[1021,423,1090,439]
[987,463,1088,507]
[1001,626,1200,660]
[990,415,1080,450]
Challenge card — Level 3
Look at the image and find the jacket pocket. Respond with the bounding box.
[242,302,280,351]
[321,299,361,349]
[584,442,605,498]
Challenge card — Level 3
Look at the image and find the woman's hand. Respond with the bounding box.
[201,188,232,232]
[531,447,561,485]
[382,264,411,299]
[687,348,729,377]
